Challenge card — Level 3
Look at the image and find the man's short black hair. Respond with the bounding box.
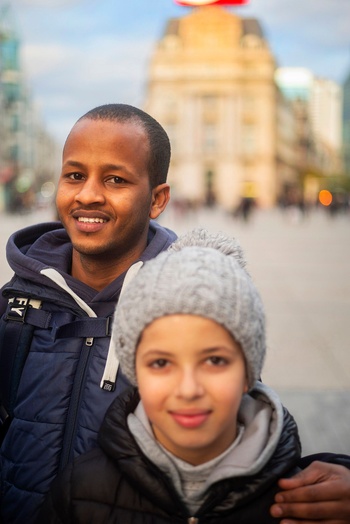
[78,104,171,188]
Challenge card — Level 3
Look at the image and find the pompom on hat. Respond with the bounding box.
[112,228,266,390]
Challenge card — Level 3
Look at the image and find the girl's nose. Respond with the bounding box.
[175,369,204,400]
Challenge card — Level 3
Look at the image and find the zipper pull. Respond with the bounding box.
[85,337,94,346]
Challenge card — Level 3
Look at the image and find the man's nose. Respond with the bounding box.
[75,177,105,205]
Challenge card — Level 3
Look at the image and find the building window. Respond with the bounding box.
[242,123,256,156]
[202,95,217,111]
[243,95,256,113]
[165,123,177,151]
[11,114,19,132]
[164,96,177,113]
[241,35,264,49]
[202,123,216,153]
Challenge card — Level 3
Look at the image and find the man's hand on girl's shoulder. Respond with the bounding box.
[270,461,350,523]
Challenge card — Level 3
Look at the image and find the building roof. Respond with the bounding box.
[241,18,264,38]
[163,13,264,40]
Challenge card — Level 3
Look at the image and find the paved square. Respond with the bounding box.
[1,204,349,455]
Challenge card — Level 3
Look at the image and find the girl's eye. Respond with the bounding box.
[207,356,227,366]
[150,359,169,369]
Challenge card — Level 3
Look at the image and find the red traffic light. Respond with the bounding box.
[175,0,249,5]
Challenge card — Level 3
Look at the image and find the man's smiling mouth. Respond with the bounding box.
[77,217,107,223]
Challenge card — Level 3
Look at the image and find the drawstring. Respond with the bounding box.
[41,268,97,346]
[40,268,97,318]
[40,263,144,392]
[100,261,143,391]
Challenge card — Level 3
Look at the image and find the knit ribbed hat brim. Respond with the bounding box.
[113,228,265,389]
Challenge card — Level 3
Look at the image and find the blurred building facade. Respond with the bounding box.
[0,2,58,212]
[343,69,350,176]
[144,6,343,209]
[275,68,343,172]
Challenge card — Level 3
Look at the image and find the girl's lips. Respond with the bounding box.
[170,411,211,429]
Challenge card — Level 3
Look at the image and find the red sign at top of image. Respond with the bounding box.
[175,0,249,5]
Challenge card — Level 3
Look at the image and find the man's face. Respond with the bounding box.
[56,118,161,262]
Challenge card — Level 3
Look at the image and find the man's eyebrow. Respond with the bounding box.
[100,163,127,173]
[62,160,84,168]
[100,163,137,178]
[63,160,121,169]
[62,160,135,177]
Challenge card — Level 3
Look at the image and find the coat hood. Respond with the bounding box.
[2,220,177,313]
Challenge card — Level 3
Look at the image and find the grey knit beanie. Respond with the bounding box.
[113,228,265,390]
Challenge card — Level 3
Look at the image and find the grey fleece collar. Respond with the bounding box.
[127,382,284,512]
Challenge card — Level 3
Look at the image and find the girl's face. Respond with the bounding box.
[135,314,248,465]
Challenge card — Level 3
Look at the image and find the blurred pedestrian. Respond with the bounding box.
[233,181,256,222]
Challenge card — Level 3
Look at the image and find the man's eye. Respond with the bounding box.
[68,172,83,180]
[110,176,124,184]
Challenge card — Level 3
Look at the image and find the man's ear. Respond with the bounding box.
[149,183,170,219]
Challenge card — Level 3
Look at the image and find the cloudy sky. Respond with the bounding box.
[9,0,350,146]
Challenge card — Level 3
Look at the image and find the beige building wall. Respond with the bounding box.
[144,6,297,209]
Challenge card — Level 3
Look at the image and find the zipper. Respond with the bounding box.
[59,339,93,470]
[38,269,99,471]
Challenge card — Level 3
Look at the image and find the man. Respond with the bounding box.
[0,104,175,523]
[0,104,349,524]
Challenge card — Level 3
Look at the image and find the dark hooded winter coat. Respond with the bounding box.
[39,387,302,524]
[0,220,176,524]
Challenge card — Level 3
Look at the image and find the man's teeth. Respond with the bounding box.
[77,217,106,223]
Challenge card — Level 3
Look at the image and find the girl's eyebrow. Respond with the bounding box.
[200,346,236,354]
[139,349,173,357]
[140,346,236,357]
